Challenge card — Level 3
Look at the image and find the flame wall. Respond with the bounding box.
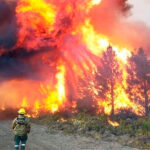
[0,0,150,118]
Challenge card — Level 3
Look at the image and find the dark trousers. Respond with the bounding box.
[14,134,28,150]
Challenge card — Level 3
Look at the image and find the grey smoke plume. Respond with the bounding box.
[0,0,17,48]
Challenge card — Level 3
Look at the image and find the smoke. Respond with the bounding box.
[0,0,150,117]
[0,0,149,81]
[0,0,58,81]
[0,48,40,81]
[88,0,150,53]
[0,0,17,48]
[0,52,33,81]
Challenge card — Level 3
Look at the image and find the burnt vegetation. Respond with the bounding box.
[31,46,150,149]
[76,46,150,117]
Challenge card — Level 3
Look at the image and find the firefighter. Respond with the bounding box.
[12,108,31,150]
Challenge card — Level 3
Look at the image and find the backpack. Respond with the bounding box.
[14,117,28,136]
[16,117,27,125]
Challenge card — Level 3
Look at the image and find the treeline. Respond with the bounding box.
[77,46,150,116]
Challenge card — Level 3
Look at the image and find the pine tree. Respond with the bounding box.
[96,46,122,116]
[127,48,150,116]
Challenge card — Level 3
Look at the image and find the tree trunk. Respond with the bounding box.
[144,89,149,116]
[144,81,149,116]
[111,81,114,116]
[145,98,149,116]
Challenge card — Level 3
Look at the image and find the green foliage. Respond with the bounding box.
[34,113,150,136]
[143,143,150,149]
[136,119,150,136]
[31,109,150,150]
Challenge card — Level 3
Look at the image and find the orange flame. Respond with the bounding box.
[1,104,6,111]
[108,119,119,127]
[91,0,102,5]
[21,97,28,108]
[40,65,66,114]
[0,0,146,118]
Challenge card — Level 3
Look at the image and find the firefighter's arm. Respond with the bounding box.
[26,118,31,133]
[12,118,17,129]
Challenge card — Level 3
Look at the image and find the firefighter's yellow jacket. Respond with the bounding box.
[12,115,30,136]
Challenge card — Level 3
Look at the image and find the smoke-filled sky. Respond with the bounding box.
[0,0,150,82]
[129,0,150,26]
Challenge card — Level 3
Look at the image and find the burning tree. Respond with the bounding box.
[0,0,149,118]
[126,48,150,116]
[96,46,122,116]
[77,73,98,114]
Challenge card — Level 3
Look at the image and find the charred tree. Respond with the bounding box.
[127,48,150,116]
[96,46,122,116]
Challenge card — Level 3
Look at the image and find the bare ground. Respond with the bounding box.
[0,120,139,150]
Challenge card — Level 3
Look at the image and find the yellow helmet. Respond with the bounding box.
[18,108,26,114]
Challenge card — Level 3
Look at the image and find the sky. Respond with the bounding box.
[129,0,150,26]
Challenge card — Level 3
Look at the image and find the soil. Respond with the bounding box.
[0,120,139,150]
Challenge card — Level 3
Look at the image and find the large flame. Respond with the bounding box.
[0,0,146,118]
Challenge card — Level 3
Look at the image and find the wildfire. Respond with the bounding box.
[41,65,66,114]
[108,119,119,127]
[0,0,147,118]
[16,0,56,48]
[56,65,66,102]
[88,0,102,9]
[58,117,67,122]
[78,19,109,56]
[79,19,131,63]
[1,104,5,111]
[16,0,56,26]
[91,0,102,5]
[21,97,28,108]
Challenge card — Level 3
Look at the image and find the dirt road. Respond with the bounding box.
[0,120,139,150]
